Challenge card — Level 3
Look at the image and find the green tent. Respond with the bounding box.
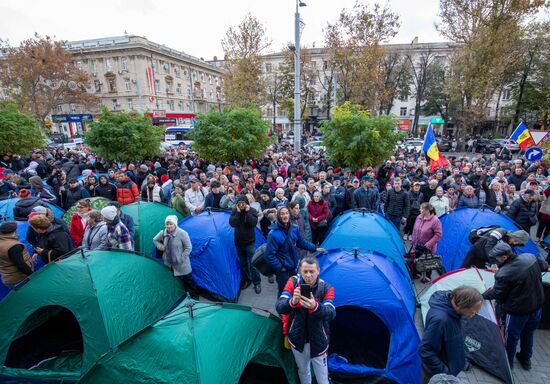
[62,197,112,226]
[121,201,185,256]
[81,301,299,384]
[0,249,185,382]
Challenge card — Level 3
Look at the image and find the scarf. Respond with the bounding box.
[164,230,178,266]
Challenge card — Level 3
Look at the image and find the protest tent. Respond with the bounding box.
[179,209,266,302]
[322,209,410,281]
[120,201,185,257]
[0,197,64,221]
[62,197,111,227]
[0,249,185,383]
[80,300,298,384]
[319,249,420,384]
[420,268,513,384]
[438,207,540,272]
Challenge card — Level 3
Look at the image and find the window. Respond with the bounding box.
[208,75,212,84]
[174,66,180,78]
[400,107,407,116]
[152,59,158,74]
[106,58,113,72]
[163,62,170,74]
[121,57,128,71]
[167,100,175,111]
[215,77,219,86]
[178,100,184,110]
[154,80,160,93]
[55,105,63,113]
[209,90,213,100]
[502,88,512,101]
[93,80,101,93]
[323,60,328,70]
[200,72,204,81]
[176,83,182,94]
[127,99,133,110]
[90,60,98,73]
[398,94,408,102]
[265,63,272,73]
[124,78,131,91]
[184,68,188,78]
[75,61,82,70]
[192,70,196,80]
[187,87,191,97]
[157,100,164,109]
[70,103,77,113]
[107,77,117,93]
[112,99,119,110]
[186,102,191,110]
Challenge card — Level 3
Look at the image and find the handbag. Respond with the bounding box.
[317,219,328,228]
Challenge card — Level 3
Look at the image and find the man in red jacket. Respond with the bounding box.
[115,171,139,205]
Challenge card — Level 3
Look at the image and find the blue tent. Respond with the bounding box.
[0,198,64,221]
[322,209,410,281]
[178,210,265,302]
[319,249,420,384]
[0,221,40,300]
[439,208,540,271]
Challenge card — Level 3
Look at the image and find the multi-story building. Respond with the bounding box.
[56,35,225,135]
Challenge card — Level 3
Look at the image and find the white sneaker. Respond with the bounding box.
[403,234,408,241]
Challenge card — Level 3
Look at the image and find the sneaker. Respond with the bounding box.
[516,353,531,370]
[254,285,262,294]
[403,234,408,241]
[420,276,431,284]
[240,281,251,290]
[268,275,275,284]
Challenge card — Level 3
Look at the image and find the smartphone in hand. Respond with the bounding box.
[300,284,311,298]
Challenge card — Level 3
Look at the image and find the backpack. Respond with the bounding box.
[468,225,501,244]
[13,197,46,220]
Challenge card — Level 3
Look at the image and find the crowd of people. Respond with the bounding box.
[0,137,549,383]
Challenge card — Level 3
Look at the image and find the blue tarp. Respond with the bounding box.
[439,208,540,272]
[322,209,410,281]
[178,210,265,302]
[0,221,41,300]
[319,249,420,384]
[0,198,65,221]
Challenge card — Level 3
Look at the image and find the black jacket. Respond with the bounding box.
[420,290,466,376]
[95,182,117,201]
[37,223,74,264]
[276,276,336,356]
[461,233,501,269]
[384,188,410,218]
[27,217,70,249]
[483,253,548,315]
[507,197,537,230]
[228,206,258,246]
[408,190,424,217]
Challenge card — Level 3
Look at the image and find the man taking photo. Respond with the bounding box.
[276,256,335,384]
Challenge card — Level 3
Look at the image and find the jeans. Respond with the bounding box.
[236,244,261,286]
[179,273,199,300]
[504,308,542,364]
[276,269,294,296]
[386,214,402,232]
[292,344,330,384]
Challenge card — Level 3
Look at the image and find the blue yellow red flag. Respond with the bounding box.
[510,122,534,150]
[422,123,449,171]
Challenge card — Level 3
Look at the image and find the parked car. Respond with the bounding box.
[493,139,521,154]
[303,140,326,153]
[436,137,451,152]
[474,139,501,154]
[398,139,424,153]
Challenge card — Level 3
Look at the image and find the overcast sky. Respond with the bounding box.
[0,0,446,59]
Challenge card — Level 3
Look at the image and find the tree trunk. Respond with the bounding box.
[513,52,534,127]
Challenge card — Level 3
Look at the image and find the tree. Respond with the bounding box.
[320,102,402,169]
[422,61,456,131]
[0,34,99,121]
[436,0,545,136]
[324,3,400,111]
[0,102,43,155]
[222,14,271,108]
[378,52,411,115]
[190,107,270,163]
[85,109,163,161]
[406,48,437,134]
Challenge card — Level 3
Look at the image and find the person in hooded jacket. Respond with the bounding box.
[95,175,117,201]
[28,214,74,264]
[115,171,139,205]
[141,174,164,203]
[26,206,70,249]
[420,286,483,382]
[264,206,325,295]
[482,243,549,370]
[82,211,108,250]
[62,178,90,210]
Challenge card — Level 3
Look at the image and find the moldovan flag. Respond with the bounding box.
[423,123,449,172]
[510,122,534,150]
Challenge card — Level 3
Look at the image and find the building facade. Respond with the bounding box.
[55,35,225,135]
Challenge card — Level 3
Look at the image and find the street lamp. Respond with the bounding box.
[293,0,306,153]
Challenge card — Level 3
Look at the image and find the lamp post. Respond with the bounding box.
[293,0,306,153]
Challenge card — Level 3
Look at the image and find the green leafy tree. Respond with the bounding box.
[320,102,401,168]
[190,107,270,163]
[0,102,44,155]
[85,109,163,161]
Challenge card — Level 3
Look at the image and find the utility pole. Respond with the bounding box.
[293,1,306,152]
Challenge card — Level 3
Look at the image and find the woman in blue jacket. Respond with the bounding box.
[264,206,325,295]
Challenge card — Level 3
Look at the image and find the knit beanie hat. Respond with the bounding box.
[0,221,17,234]
[165,215,178,226]
[160,174,170,183]
[101,206,118,221]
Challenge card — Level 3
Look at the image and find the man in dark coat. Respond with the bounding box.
[229,195,261,293]
[507,190,538,232]
[482,243,548,370]
[420,286,483,381]
[383,177,410,231]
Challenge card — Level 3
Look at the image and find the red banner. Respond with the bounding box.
[147,67,155,102]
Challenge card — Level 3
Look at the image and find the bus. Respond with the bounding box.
[164,126,194,146]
